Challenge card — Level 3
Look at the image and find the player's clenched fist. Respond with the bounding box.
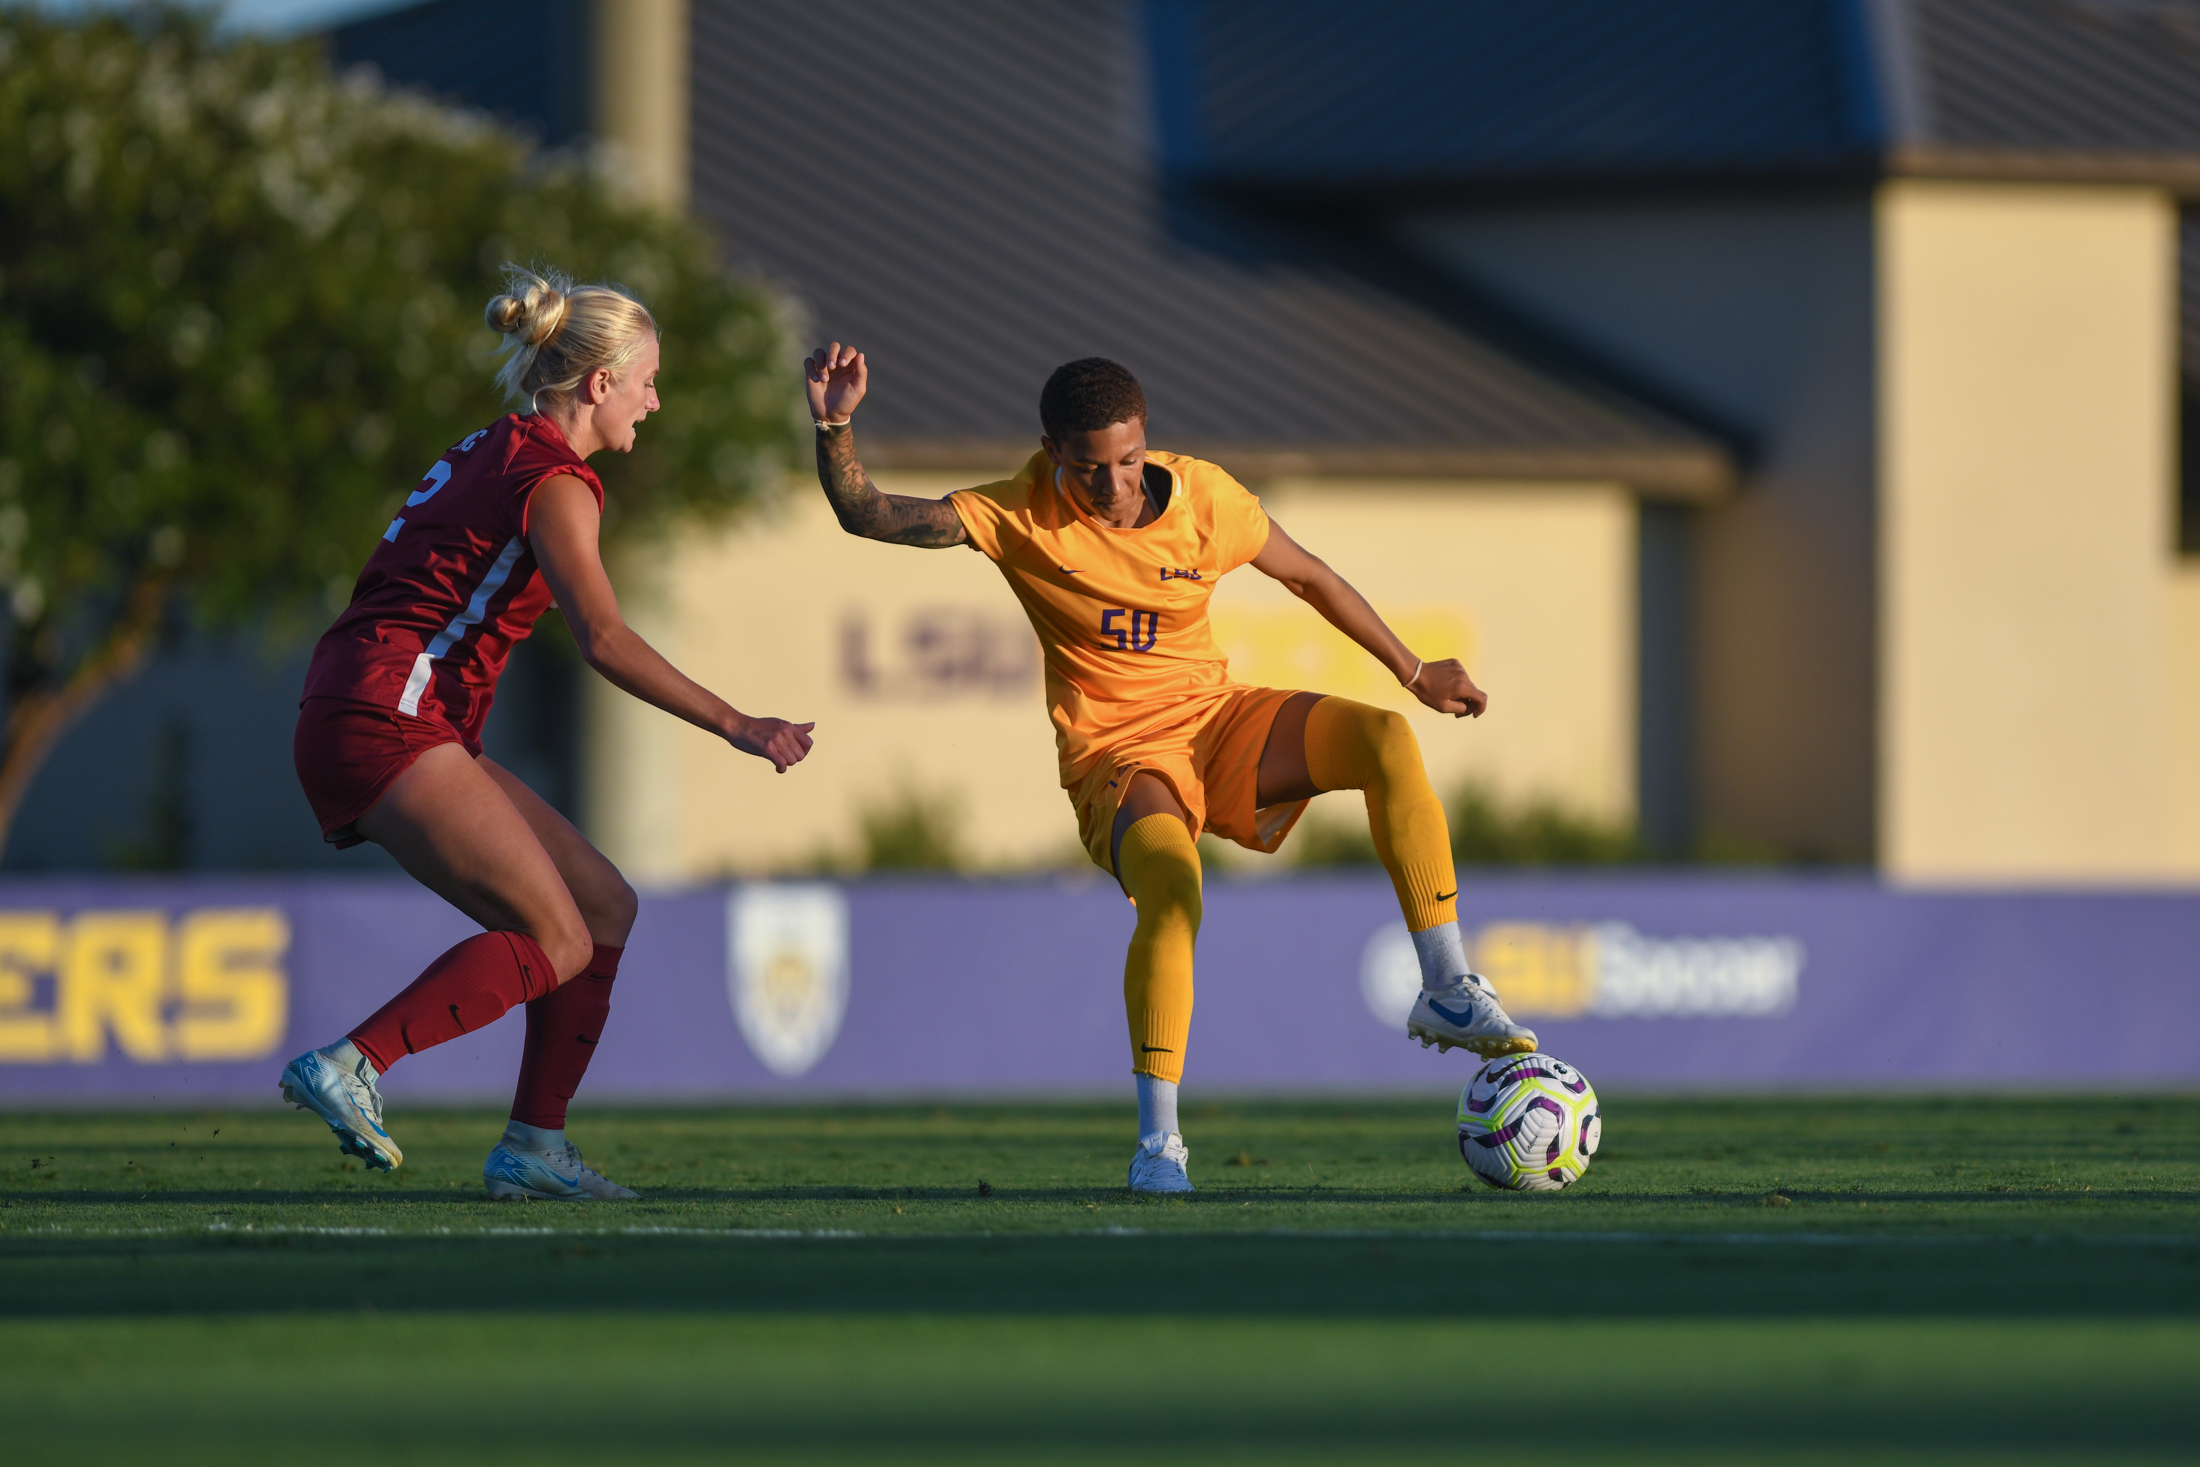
[1409,658,1488,719]
[733,715,816,773]
[804,342,867,424]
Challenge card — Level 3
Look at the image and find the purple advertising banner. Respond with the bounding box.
[0,872,2195,1104]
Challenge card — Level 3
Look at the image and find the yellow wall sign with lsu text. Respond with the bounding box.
[0,908,289,1064]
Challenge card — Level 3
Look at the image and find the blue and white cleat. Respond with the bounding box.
[1406,973,1538,1058]
[1127,1130,1194,1194]
[278,1042,401,1171]
[484,1141,639,1201]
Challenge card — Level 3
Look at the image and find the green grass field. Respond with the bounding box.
[4,1094,2198,1463]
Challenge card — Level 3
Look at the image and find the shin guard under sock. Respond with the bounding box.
[1118,813,1201,1085]
[510,943,621,1129]
[348,930,557,1074]
[1303,695,1459,933]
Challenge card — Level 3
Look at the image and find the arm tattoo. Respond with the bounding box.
[815,424,968,548]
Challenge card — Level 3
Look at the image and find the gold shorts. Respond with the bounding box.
[1070,684,1312,875]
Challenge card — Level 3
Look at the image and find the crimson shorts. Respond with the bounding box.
[294,697,473,848]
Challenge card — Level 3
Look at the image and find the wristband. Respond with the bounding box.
[1401,659,1423,689]
[814,418,851,430]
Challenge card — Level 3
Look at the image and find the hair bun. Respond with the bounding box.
[484,270,571,347]
[484,261,658,411]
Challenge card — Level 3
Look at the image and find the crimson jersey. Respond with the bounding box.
[301,413,602,747]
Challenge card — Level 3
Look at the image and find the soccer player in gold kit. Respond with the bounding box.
[806,345,1535,1191]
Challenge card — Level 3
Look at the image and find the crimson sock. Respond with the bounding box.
[509,943,622,1129]
[348,930,557,1073]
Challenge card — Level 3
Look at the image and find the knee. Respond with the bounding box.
[1148,846,1204,912]
[537,918,595,986]
[1309,699,1424,792]
[591,874,639,947]
[1330,705,1419,779]
[1132,845,1204,930]
[1351,707,1422,783]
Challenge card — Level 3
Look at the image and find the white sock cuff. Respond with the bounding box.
[1410,920,1471,992]
[1135,1073,1180,1138]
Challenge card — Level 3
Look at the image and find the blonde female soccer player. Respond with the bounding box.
[282,266,814,1199]
[805,343,1535,1193]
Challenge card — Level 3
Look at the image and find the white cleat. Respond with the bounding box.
[1406,974,1538,1058]
[279,1044,402,1171]
[1127,1130,1194,1194]
[484,1141,639,1201]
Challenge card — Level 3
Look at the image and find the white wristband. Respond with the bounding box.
[814,417,851,430]
[1401,659,1423,689]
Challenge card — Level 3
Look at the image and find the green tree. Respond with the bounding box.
[856,784,969,872]
[0,7,803,852]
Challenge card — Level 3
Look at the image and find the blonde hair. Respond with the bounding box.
[485,264,658,410]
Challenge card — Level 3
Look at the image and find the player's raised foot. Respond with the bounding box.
[1407,974,1538,1058]
[1127,1130,1194,1194]
[484,1140,639,1201]
[278,1042,401,1171]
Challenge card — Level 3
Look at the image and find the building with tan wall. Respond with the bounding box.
[330,0,2200,885]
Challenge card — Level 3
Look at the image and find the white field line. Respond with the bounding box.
[2,1222,2197,1247]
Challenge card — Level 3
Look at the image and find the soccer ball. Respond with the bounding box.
[1456,1052,1601,1192]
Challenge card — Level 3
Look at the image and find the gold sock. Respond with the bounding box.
[1302,695,1458,932]
[1117,812,1201,1084]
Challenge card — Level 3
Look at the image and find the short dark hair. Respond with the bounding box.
[1039,358,1147,440]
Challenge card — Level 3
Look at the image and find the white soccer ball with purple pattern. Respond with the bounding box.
[1456,1052,1601,1192]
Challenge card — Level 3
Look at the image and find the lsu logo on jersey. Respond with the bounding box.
[1160,567,1204,582]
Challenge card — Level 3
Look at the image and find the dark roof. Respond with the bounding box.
[1161,0,2200,197]
[1899,0,2200,186]
[329,0,594,150]
[686,0,1730,493]
[1155,0,1878,192]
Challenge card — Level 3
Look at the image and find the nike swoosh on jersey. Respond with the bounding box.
[1057,564,1083,574]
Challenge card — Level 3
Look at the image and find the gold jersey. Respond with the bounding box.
[950,449,1272,785]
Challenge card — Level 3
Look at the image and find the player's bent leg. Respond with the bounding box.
[1297,696,1537,1059]
[479,755,637,948]
[478,757,640,1196]
[1300,697,1455,928]
[1113,781,1200,1193]
[355,745,596,980]
[278,746,589,1171]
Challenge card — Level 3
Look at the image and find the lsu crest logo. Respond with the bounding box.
[727,885,849,1078]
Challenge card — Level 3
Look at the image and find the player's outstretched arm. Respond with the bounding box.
[806,342,968,548]
[1250,519,1488,719]
[530,475,816,771]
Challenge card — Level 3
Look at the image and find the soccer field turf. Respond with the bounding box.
[3,1094,2197,1463]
